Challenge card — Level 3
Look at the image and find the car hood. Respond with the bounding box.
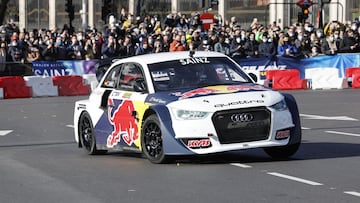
[146,84,283,112]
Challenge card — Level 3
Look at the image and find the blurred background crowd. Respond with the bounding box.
[1,8,360,64]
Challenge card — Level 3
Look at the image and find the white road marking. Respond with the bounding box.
[300,114,358,121]
[0,130,13,136]
[325,131,360,137]
[66,125,74,128]
[344,191,360,197]
[301,127,311,130]
[267,172,323,186]
[230,163,252,168]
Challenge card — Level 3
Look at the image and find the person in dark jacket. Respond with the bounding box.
[258,33,276,58]
[321,33,339,55]
[101,33,119,59]
[339,29,359,53]
[135,38,153,55]
[243,32,259,57]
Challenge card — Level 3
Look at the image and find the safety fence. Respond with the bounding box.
[1,53,360,99]
[0,75,97,99]
[234,53,360,90]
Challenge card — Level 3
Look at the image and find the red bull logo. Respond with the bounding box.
[107,98,139,148]
[179,85,265,99]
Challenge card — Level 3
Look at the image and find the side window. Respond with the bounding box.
[101,65,121,88]
[118,63,144,91]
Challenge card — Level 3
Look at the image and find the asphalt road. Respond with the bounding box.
[0,89,360,203]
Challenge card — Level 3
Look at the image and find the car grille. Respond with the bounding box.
[211,107,271,144]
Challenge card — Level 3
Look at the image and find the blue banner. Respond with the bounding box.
[32,60,97,76]
[234,53,360,78]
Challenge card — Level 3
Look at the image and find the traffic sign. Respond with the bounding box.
[200,12,215,31]
[296,0,315,8]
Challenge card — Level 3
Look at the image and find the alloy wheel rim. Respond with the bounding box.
[144,122,162,158]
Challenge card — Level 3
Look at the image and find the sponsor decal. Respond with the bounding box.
[185,138,212,149]
[106,98,139,148]
[275,129,290,140]
[214,100,265,108]
[177,85,266,99]
[122,92,132,99]
[179,57,210,65]
[148,97,167,104]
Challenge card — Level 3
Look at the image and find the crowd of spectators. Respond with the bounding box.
[1,8,360,65]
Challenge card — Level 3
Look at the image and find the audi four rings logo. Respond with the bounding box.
[230,113,254,122]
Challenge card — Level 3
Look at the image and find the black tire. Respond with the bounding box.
[264,143,300,159]
[141,114,168,164]
[78,112,106,155]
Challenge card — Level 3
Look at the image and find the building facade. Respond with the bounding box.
[12,0,360,32]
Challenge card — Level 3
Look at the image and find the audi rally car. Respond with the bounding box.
[74,51,301,163]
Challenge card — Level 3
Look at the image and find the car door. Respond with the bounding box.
[105,62,149,150]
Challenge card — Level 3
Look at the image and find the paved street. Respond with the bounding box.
[0,90,360,202]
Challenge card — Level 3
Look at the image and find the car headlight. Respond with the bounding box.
[171,108,209,120]
[270,99,288,111]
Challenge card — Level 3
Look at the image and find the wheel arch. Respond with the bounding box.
[282,93,302,145]
[142,105,193,155]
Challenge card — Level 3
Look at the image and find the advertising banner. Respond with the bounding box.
[234,53,360,78]
[32,60,97,76]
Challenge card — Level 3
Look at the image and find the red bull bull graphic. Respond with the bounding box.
[177,85,266,99]
[107,98,139,148]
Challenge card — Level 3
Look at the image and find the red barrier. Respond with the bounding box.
[265,70,280,81]
[52,76,90,96]
[346,67,360,88]
[352,71,360,88]
[0,76,32,99]
[345,67,360,78]
[264,70,283,87]
[271,69,308,90]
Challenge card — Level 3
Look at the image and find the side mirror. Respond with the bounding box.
[248,73,258,83]
[133,78,147,93]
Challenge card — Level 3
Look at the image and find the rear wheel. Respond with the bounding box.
[141,115,168,164]
[79,112,106,155]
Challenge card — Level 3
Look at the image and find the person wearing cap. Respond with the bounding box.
[258,32,276,58]
[8,39,25,62]
[135,37,153,55]
[308,44,321,57]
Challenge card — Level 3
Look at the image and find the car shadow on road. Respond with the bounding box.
[103,142,360,165]
[169,142,360,164]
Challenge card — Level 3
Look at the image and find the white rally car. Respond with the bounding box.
[74,51,301,164]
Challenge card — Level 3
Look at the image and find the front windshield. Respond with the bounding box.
[148,57,252,92]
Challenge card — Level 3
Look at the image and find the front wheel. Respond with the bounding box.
[78,112,106,155]
[141,115,168,164]
[264,143,300,159]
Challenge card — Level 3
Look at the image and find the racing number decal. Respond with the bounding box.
[107,98,139,148]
